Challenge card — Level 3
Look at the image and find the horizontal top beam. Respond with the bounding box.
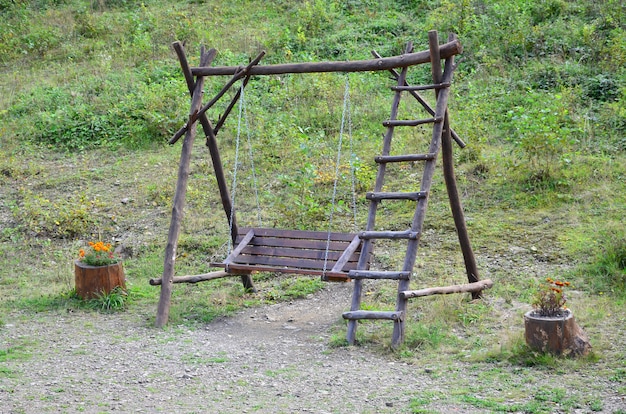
[190,39,462,77]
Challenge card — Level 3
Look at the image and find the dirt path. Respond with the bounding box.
[0,283,477,414]
[2,281,626,413]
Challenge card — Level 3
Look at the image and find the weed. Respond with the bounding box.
[10,189,103,238]
[87,287,127,312]
[0,336,36,367]
[402,322,450,352]
[573,236,626,296]
[588,398,603,411]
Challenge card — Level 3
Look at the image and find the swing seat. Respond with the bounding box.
[213,227,368,282]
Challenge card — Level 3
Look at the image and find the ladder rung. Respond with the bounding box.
[375,153,436,163]
[366,191,427,202]
[359,230,419,240]
[391,82,450,92]
[348,270,411,280]
[383,117,443,127]
[342,310,403,321]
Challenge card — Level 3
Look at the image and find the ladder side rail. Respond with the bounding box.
[401,39,456,276]
[392,32,450,348]
[346,42,414,346]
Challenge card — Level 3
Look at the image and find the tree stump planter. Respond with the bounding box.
[524,309,592,357]
[74,260,126,300]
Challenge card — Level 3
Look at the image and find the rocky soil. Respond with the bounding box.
[2,274,626,414]
[1,282,471,414]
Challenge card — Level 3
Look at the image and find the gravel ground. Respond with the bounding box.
[1,282,463,414]
[2,278,626,413]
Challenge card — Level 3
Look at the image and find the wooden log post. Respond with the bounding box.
[155,47,213,328]
[439,33,481,298]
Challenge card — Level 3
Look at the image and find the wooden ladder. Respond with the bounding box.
[343,34,466,348]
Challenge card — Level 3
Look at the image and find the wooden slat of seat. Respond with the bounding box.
[223,263,351,280]
[241,245,358,261]
[231,254,359,271]
[243,236,355,251]
[245,227,356,242]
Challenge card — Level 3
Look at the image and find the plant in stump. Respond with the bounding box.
[532,278,570,317]
[525,278,591,356]
[78,241,119,266]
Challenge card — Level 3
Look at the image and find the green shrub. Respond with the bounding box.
[579,238,626,296]
[11,190,103,238]
[88,286,128,312]
[505,91,578,178]
[582,74,622,102]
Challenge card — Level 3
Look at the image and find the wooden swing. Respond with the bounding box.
[211,76,366,282]
[155,34,488,336]
[215,227,364,281]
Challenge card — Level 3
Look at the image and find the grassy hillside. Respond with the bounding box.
[1,0,626,411]
[1,0,626,364]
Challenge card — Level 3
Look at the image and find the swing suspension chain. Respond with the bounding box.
[242,84,263,228]
[323,77,354,275]
[227,85,244,253]
[347,87,357,231]
[228,81,263,253]
[228,76,356,271]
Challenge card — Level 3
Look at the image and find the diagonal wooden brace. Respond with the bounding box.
[371,49,466,148]
[169,50,266,144]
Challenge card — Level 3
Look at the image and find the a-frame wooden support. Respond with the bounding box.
[155,44,263,327]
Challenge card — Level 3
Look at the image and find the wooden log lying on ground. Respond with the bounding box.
[400,279,493,299]
[150,271,237,286]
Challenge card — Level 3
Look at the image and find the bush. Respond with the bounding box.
[575,237,626,296]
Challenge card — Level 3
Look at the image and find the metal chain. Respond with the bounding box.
[227,84,245,254]
[323,77,352,275]
[242,85,262,227]
[228,80,262,254]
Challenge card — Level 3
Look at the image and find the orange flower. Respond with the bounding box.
[79,241,119,266]
[555,281,565,287]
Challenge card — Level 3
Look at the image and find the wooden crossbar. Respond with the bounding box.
[212,227,368,281]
